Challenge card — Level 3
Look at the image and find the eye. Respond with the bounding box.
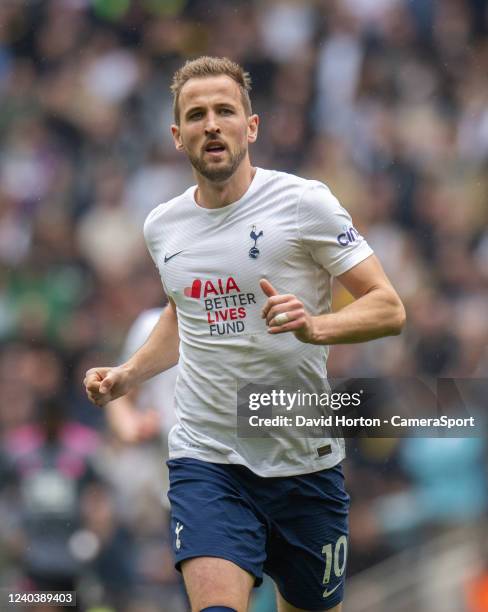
[219,108,234,116]
[188,111,203,120]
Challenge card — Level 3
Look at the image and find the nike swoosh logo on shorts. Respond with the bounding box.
[164,250,184,263]
[323,583,340,599]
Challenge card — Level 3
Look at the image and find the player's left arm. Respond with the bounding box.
[261,254,406,344]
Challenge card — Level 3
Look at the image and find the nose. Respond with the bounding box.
[204,111,221,135]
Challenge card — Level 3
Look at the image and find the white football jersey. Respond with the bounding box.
[144,168,373,476]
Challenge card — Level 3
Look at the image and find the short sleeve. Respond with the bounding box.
[143,207,171,296]
[297,183,373,277]
[143,209,159,267]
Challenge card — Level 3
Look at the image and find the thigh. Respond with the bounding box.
[167,458,267,585]
[182,556,254,612]
[265,465,349,611]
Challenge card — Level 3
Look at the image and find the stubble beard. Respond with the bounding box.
[188,146,247,182]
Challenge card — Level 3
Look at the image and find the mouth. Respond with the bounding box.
[204,141,227,157]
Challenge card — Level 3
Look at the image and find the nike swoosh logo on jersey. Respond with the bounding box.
[323,583,340,599]
[164,250,184,263]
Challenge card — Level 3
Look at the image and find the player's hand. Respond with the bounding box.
[84,365,132,407]
[259,279,316,343]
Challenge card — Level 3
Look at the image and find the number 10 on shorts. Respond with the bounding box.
[322,535,348,597]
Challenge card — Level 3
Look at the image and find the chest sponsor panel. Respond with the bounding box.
[179,275,261,336]
[160,217,305,337]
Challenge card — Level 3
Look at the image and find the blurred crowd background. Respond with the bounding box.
[0,0,487,611]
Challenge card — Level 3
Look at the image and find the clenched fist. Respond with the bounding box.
[83,365,132,407]
[260,279,316,344]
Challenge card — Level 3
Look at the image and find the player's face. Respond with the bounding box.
[172,75,258,182]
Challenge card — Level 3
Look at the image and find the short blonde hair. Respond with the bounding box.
[171,56,252,124]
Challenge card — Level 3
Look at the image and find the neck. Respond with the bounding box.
[194,159,256,209]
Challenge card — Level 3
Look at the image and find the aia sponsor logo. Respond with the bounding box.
[337,226,360,247]
[183,276,256,336]
[184,277,240,299]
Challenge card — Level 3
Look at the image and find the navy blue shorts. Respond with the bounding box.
[167,458,349,610]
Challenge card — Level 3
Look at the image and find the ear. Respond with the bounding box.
[171,124,184,151]
[247,114,259,144]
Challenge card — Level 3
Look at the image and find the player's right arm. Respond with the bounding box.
[84,300,179,407]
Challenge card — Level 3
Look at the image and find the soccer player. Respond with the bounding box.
[84,56,406,612]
